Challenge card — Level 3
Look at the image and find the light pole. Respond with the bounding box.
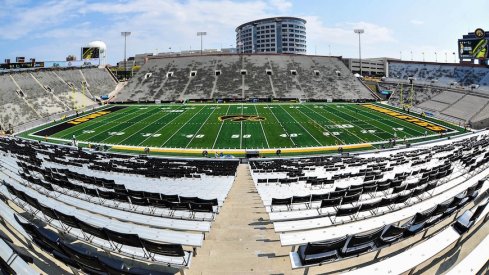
[237,42,243,54]
[400,51,402,60]
[197,32,207,55]
[121,32,131,79]
[354,29,364,75]
[453,52,456,63]
[445,52,448,63]
[422,52,425,62]
[435,52,438,62]
[410,51,413,61]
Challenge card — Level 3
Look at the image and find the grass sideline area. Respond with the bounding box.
[17,102,463,157]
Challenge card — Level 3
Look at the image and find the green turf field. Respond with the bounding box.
[23,103,460,155]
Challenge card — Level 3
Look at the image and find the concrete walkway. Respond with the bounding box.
[188,164,301,275]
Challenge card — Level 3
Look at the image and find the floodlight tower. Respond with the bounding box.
[121,32,131,79]
[197,32,207,55]
[354,29,365,76]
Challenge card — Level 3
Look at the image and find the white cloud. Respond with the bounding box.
[0,0,86,39]
[305,16,396,47]
[0,0,399,63]
[268,0,293,13]
[410,19,424,25]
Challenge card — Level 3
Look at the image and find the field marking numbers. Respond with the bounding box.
[267,105,297,146]
[326,124,354,129]
[280,133,299,138]
[160,106,208,147]
[212,105,231,149]
[254,105,270,148]
[96,107,164,144]
[293,106,346,145]
[117,106,184,145]
[142,133,162,138]
[232,134,251,138]
[354,105,425,136]
[57,107,143,141]
[185,106,218,148]
[304,105,367,143]
[279,105,323,146]
[185,134,205,139]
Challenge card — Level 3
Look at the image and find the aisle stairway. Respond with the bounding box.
[188,164,300,274]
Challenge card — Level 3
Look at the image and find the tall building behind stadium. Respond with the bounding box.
[235,17,306,54]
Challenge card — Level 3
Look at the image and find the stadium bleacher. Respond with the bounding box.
[0,67,116,131]
[0,136,238,274]
[115,54,374,102]
[249,130,489,273]
[384,62,489,128]
[1,54,489,275]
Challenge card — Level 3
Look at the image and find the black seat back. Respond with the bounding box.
[320,197,342,208]
[53,209,79,229]
[140,238,185,257]
[347,227,383,247]
[77,220,108,240]
[305,236,348,254]
[103,228,142,248]
[336,205,360,217]
[471,199,488,222]
[271,197,291,206]
[292,195,311,204]
[59,241,104,272]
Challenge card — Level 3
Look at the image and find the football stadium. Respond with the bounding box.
[1,2,489,275]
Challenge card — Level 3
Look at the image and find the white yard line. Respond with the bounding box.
[185,106,218,148]
[279,105,323,146]
[267,105,297,146]
[254,105,270,148]
[116,106,181,145]
[95,107,160,144]
[294,105,347,145]
[212,105,231,149]
[342,105,411,139]
[304,105,368,143]
[135,106,191,146]
[240,104,244,149]
[55,107,139,140]
[159,106,207,147]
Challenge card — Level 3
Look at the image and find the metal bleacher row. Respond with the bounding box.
[0,136,239,274]
[0,67,117,130]
[116,54,374,102]
[250,130,489,273]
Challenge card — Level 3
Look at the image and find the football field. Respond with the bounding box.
[27,103,459,154]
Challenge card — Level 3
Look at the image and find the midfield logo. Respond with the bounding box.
[218,115,266,122]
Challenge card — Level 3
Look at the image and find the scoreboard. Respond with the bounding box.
[81,47,100,60]
[458,28,488,63]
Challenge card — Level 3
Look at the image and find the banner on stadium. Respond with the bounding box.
[44,59,100,68]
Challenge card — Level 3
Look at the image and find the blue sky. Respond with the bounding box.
[0,0,487,65]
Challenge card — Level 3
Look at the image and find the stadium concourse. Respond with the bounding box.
[0,54,488,275]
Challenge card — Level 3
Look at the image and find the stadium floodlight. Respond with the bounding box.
[353,29,364,75]
[237,41,243,54]
[197,32,207,55]
[121,32,131,79]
